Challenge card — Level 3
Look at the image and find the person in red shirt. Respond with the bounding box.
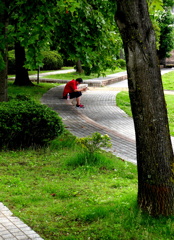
[63,78,87,108]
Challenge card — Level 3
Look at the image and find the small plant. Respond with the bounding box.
[76,132,112,154]
[65,132,112,167]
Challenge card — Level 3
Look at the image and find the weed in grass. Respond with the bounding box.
[49,131,76,150]
[64,151,116,170]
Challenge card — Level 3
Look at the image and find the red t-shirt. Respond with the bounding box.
[63,79,78,97]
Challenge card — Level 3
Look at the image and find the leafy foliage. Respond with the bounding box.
[41,51,63,70]
[0,97,64,149]
[8,50,15,74]
[51,0,122,75]
[76,132,112,154]
[8,50,63,73]
[157,8,174,60]
[115,59,126,68]
[148,0,174,59]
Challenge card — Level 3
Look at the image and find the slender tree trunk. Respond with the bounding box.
[76,59,83,73]
[115,0,174,216]
[0,0,8,102]
[14,42,33,86]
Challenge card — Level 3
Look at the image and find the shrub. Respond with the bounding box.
[41,51,63,70]
[7,50,64,74]
[0,98,64,149]
[115,59,126,68]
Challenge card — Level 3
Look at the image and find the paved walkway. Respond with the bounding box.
[41,68,174,165]
[1,68,174,239]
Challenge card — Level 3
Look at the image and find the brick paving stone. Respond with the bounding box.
[41,84,137,164]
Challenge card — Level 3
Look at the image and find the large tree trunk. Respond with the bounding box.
[115,0,174,216]
[14,42,33,86]
[0,0,8,102]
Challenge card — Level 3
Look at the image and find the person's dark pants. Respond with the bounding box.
[63,92,82,99]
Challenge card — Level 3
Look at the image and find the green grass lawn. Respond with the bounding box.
[44,68,126,80]
[8,67,74,78]
[116,71,174,136]
[1,74,174,239]
[8,81,60,103]
[162,70,174,90]
[1,138,174,240]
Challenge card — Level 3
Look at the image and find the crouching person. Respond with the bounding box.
[63,78,87,108]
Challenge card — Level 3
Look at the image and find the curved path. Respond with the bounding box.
[41,68,174,165]
[41,85,137,164]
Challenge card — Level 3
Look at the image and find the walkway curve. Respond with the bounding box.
[41,85,137,164]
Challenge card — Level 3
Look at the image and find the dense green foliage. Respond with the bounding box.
[41,51,63,70]
[8,50,63,74]
[0,97,64,149]
[51,0,122,75]
[157,8,174,61]
[115,59,126,68]
[8,50,15,74]
[148,0,174,60]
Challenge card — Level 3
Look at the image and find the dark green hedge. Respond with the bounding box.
[8,50,64,74]
[115,59,126,68]
[41,51,63,70]
[0,98,64,149]
[8,50,15,74]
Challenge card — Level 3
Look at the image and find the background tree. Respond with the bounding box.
[51,0,122,75]
[0,0,9,101]
[157,4,174,64]
[115,0,174,216]
[8,0,58,86]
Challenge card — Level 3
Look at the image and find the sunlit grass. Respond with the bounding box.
[2,73,174,239]
[44,68,126,81]
[8,67,74,78]
[8,81,60,103]
[162,71,174,90]
[116,92,174,136]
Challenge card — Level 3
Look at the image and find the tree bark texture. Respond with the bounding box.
[14,42,33,86]
[0,0,8,102]
[115,0,174,216]
[76,59,83,73]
